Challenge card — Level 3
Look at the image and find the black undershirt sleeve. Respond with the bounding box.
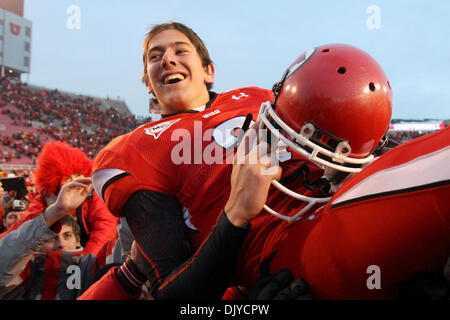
[123,190,250,300]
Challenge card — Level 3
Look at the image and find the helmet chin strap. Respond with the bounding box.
[278,163,334,197]
[264,179,331,223]
[297,165,332,197]
[264,166,351,223]
[255,105,330,223]
[322,167,353,194]
[259,111,353,223]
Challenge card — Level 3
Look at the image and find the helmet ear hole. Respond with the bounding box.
[369,82,376,91]
[337,67,346,74]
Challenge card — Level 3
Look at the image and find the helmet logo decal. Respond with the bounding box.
[285,47,317,79]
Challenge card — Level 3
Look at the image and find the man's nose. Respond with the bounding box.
[161,50,176,68]
[56,238,64,250]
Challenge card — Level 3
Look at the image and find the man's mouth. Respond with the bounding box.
[163,73,185,84]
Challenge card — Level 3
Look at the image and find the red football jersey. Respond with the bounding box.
[251,126,450,299]
[93,87,274,239]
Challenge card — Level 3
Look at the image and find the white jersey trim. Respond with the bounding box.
[182,207,198,230]
[331,146,450,207]
[92,169,128,201]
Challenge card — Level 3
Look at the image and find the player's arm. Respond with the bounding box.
[126,136,281,299]
[124,190,251,299]
[80,187,254,300]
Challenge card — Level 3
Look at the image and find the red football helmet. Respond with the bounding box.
[258,44,393,222]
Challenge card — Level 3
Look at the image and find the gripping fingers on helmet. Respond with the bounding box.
[250,269,294,300]
[273,277,312,300]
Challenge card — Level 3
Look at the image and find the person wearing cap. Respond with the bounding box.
[1,199,30,232]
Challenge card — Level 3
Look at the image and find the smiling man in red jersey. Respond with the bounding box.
[82,22,450,300]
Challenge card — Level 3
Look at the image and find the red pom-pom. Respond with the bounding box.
[33,141,92,196]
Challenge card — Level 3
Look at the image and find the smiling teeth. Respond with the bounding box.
[164,74,185,84]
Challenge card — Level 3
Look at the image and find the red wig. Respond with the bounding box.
[34,141,93,196]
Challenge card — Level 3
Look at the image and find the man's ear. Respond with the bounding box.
[146,81,153,95]
[205,63,215,84]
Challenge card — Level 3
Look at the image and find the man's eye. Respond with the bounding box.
[149,54,161,61]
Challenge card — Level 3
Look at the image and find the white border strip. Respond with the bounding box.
[92,168,127,201]
[331,146,450,206]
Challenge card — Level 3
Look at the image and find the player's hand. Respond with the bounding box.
[397,256,450,300]
[225,123,282,227]
[444,256,450,285]
[249,253,312,300]
[43,177,92,227]
[54,177,92,212]
[249,269,312,300]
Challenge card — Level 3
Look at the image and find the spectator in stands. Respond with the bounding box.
[0,178,100,299]
[387,130,439,144]
[3,141,119,255]
[24,176,38,203]
[40,214,82,252]
[1,199,30,233]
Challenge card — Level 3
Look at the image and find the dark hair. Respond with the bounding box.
[142,22,214,90]
[60,214,81,241]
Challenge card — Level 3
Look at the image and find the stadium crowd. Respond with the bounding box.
[0,75,150,163]
[387,130,435,143]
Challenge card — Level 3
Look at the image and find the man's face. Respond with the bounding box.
[3,210,24,229]
[41,224,79,252]
[145,29,214,114]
